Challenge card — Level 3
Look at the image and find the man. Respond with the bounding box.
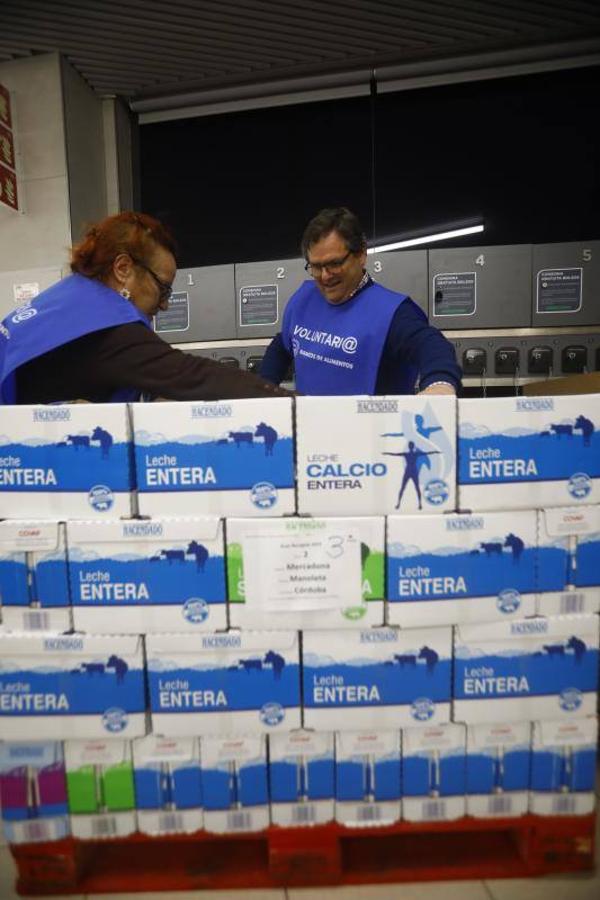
[260,207,461,395]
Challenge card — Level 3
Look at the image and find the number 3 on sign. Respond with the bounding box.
[327,535,345,558]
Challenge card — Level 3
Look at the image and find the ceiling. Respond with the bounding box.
[1,0,600,112]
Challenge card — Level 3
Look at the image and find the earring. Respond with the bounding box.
[120,287,131,300]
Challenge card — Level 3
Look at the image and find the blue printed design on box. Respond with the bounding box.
[459,412,600,486]
[134,763,202,811]
[270,751,334,803]
[575,533,600,587]
[466,747,530,795]
[135,424,293,493]
[0,557,68,610]
[336,756,400,802]
[531,746,596,793]
[0,435,133,493]
[68,548,225,609]
[402,750,465,798]
[387,534,535,604]
[303,646,451,710]
[454,634,599,701]
[201,762,268,811]
[148,653,300,718]
[0,639,146,723]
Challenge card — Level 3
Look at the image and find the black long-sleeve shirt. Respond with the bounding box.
[16,323,292,404]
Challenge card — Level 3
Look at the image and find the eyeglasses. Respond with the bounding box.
[131,257,173,302]
[304,250,352,276]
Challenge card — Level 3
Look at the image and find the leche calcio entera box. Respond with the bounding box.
[296,396,456,515]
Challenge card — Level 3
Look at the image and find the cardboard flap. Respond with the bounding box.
[540,506,600,538]
[403,723,465,753]
[535,717,598,747]
[467,722,531,749]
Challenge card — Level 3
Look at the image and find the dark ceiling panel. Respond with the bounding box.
[0,0,599,103]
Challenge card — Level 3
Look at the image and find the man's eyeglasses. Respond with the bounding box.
[304,250,352,277]
[131,257,173,302]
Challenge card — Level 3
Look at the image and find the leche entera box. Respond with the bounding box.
[458,395,600,511]
[302,626,452,731]
[335,730,401,827]
[296,396,456,515]
[227,516,384,630]
[67,517,226,634]
[0,520,71,633]
[65,739,136,839]
[387,510,537,627]
[466,722,531,818]
[529,717,597,816]
[269,730,335,827]
[146,630,301,736]
[0,633,147,739]
[0,403,135,518]
[132,398,295,517]
[402,723,466,822]
[536,506,600,616]
[200,735,269,834]
[0,741,69,844]
[132,735,203,835]
[453,615,600,724]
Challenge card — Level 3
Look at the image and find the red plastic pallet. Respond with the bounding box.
[10,813,596,896]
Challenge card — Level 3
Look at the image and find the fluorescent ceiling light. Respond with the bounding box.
[367,222,484,254]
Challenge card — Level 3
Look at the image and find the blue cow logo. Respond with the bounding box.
[260,702,285,726]
[411,696,435,721]
[102,707,129,733]
[182,597,209,624]
[568,473,591,500]
[88,484,114,511]
[497,588,521,614]
[70,654,128,683]
[250,481,277,509]
[559,688,582,712]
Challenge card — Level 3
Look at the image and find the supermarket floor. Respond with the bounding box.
[1,806,599,900]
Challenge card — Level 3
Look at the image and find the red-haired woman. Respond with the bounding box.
[0,212,291,404]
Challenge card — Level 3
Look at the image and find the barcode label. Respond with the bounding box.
[158,812,184,833]
[20,820,50,842]
[552,795,577,815]
[559,593,585,614]
[357,804,381,823]
[421,800,447,820]
[487,795,513,816]
[227,811,252,831]
[91,815,118,837]
[291,804,316,824]
[23,611,50,630]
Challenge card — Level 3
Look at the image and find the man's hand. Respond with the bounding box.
[419,382,456,396]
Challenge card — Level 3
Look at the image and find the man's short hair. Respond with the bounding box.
[301,207,367,258]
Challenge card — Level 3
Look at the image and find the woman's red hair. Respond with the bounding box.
[71,212,177,280]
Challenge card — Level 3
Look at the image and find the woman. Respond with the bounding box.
[0,211,291,404]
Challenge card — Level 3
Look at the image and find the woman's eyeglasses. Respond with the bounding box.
[131,257,173,302]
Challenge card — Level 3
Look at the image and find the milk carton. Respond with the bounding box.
[466,723,531,818]
[0,634,147,739]
[132,735,202,835]
[227,517,384,629]
[387,511,537,627]
[530,718,597,816]
[146,630,301,736]
[453,615,600,723]
[402,723,466,822]
[132,398,294,516]
[200,735,269,833]
[0,741,69,844]
[296,396,456,515]
[67,517,226,633]
[0,521,70,632]
[335,730,401,826]
[65,739,136,839]
[302,626,452,730]
[458,395,600,510]
[0,403,135,518]
[537,507,600,616]
[269,730,334,827]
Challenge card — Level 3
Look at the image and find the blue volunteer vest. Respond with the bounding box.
[0,273,151,404]
[281,279,411,395]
